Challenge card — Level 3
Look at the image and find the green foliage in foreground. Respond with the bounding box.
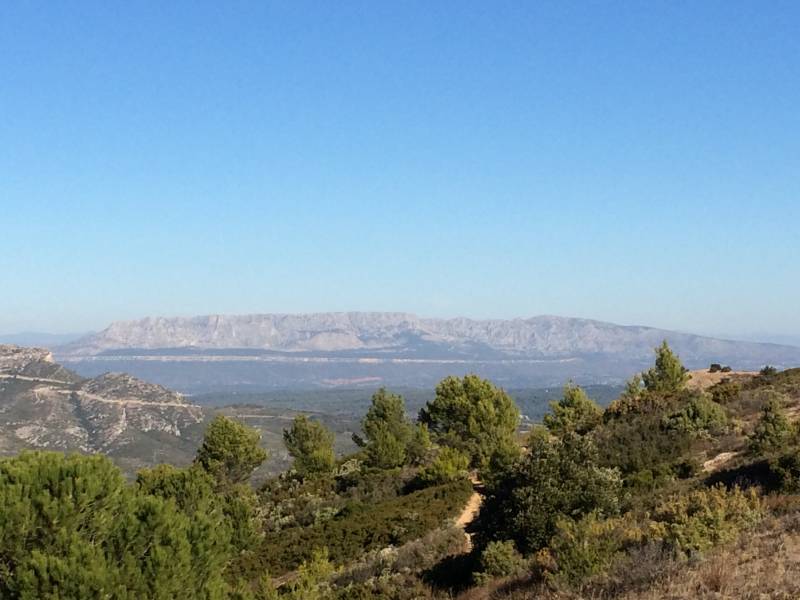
[748,395,793,457]
[283,415,337,477]
[649,485,763,555]
[662,393,727,436]
[474,540,527,585]
[0,452,231,600]
[642,340,689,394]
[544,383,602,437]
[246,478,474,576]
[476,432,622,555]
[546,512,635,586]
[419,374,520,471]
[0,415,269,600]
[196,415,269,486]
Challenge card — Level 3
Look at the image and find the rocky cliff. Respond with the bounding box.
[59,313,800,367]
[0,345,206,471]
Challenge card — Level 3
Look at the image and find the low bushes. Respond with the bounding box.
[416,447,470,486]
[545,512,642,586]
[253,479,474,575]
[474,540,527,585]
[649,485,763,555]
[333,526,467,590]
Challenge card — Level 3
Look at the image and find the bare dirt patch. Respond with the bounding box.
[687,369,757,391]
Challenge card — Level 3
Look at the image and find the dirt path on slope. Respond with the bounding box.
[457,487,483,527]
[275,475,485,588]
[457,476,483,551]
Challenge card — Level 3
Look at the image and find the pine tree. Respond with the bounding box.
[749,396,792,457]
[195,415,268,486]
[642,341,689,394]
[283,415,336,477]
[544,383,602,436]
[357,388,415,468]
[419,374,520,471]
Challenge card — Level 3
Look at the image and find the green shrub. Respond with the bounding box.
[748,396,792,457]
[709,380,741,405]
[771,450,800,492]
[547,512,641,585]
[476,433,621,555]
[418,447,470,486]
[357,389,419,469]
[252,479,474,576]
[281,548,335,600]
[649,485,763,555]
[335,527,466,587]
[473,540,527,584]
[604,375,646,419]
[331,573,433,600]
[284,415,337,477]
[195,415,268,486]
[543,384,602,437]
[642,341,689,394]
[0,452,233,599]
[662,394,727,436]
[760,365,778,378]
[419,374,520,470]
[594,405,694,488]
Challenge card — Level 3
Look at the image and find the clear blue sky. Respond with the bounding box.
[1,1,798,337]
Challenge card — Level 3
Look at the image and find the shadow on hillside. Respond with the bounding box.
[705,458,781,492]
[422,551,480,595]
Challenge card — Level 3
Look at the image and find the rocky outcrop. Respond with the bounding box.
[0,345,205,466]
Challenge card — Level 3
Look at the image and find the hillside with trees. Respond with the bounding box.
[2,344,800,598]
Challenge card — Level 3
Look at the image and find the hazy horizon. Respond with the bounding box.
[2,311,800,350]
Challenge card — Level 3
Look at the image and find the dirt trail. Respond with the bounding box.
[703,451,739,473]
[54,389,201,409]
[456,491,482,527]
[0,374,72,385]
[456,475,483,551]
[275,475,485,587]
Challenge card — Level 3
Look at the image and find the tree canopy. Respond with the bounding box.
[0,452,231,599]
[475,433,622,555]
[543,383,602,437]
[195,415,268,486]
[642,341,689,394]
[283,415,336,477]
[748,395,792,457]
[418,374,520,471]
[357,388,416,469]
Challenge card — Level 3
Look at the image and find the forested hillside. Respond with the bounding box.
[2,343,800,599]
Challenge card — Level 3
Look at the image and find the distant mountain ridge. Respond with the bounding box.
[60,312,800,362]
[51,313,800,392]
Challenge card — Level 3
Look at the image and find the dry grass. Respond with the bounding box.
[686,369,757,392]
[460,512,800,600]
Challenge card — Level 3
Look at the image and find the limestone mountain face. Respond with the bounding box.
[54,313,800,391]
[60,313,800,362]
[0,345,206,471]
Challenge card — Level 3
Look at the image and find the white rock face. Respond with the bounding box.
[60,313,800,366]
[0,345,204,458]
